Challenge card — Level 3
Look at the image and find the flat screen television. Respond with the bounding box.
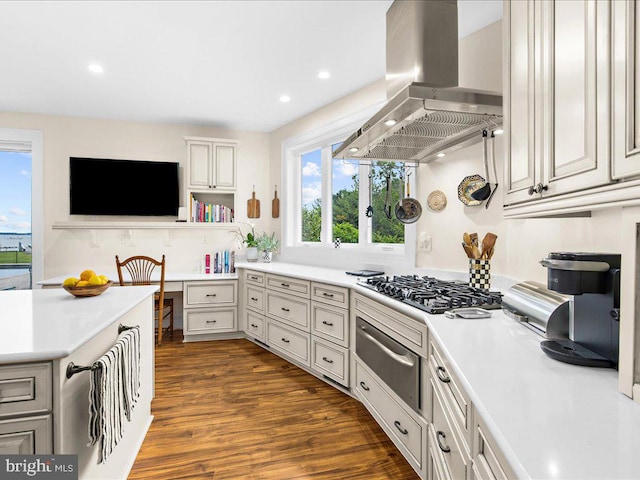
[70,157,180,216]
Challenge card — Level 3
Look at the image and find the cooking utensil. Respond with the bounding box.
[366,166,373,217]
[471,129,491,201]
[470,232,478,247]
[272,185,279,218]
[395,174,422,224]
[457,174,485,206]
[481,232,497,259]
[462,242,474,258]
[384,174,392,219]
[247,185,260,218]
[485,130,499,209]
[395,175,405,220]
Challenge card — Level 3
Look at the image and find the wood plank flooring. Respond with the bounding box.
[129,331,420,479]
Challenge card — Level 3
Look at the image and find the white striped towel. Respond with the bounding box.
[88,326,141,464]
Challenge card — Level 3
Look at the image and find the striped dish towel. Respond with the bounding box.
[88,327,141,464]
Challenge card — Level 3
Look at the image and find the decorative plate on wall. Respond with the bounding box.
[457,175,485,206]
[427,190,447,211]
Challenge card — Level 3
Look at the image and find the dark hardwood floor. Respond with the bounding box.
[129,331,419,479]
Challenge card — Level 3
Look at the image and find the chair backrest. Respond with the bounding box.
[115,255,166,300]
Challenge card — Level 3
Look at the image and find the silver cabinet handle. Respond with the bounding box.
[394,420,408,435]
[360,328,414,367]
[359,381,370,391]
[436,431,451,453]
[322,320,334,326]
[281,338,290,343]
[436,366,451,383]
[322,357,333,364]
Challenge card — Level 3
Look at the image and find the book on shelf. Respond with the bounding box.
[190,194,234,223]
[203,250,235,274]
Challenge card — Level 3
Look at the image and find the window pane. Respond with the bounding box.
[332,153,358,244]
[372,161,404,244]
[301,149,322,242]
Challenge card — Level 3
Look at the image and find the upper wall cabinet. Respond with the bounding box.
[185,137,237,191]
[504,0,611,213]
[612,0,640,179]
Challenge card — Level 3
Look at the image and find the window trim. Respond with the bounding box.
[281,104,417,268]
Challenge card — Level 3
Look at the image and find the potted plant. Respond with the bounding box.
[256,232,280,263]
[233,224,259,262]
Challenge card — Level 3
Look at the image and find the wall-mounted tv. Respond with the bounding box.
[70,157,179,216]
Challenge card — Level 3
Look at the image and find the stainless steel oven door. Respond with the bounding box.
[355,316,420,411]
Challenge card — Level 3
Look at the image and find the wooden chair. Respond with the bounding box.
[115,255,174,346]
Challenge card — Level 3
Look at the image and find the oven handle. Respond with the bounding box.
[359,327,415,368]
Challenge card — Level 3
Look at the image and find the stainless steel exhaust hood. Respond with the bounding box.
[333,0,502,163]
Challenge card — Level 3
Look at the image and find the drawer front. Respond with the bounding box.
[185,308,237,334]
[430,376,469,480]
[0,363,52,418]
[311,337,349,386]
[311,301,348,347]
[429,425,452,480]
[0,414,52,454]
[245,311,265,342]
[245,285,265,313]
[267,320,310,366]
[311,282,349,308]
[186,281,237,307]
[245,270,266,286]
[473,413,513,480]
[266,274,310,298]
[355,361,424,468]
[429,338,471,447]
[266,292,310,331]
[354,293,427,357]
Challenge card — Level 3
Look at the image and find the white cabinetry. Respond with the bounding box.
[183,280,238,340]
[0,363,52,454]
[504,0,611,208]
[243,270,266,343]
[612,0,640,179]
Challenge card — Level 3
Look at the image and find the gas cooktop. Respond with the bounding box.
[357,275,503,314]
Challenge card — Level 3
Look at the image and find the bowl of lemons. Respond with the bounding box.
[63,270,112,297]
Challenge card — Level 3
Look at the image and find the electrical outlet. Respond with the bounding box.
[203,235,208,244]
[418,232,432,251]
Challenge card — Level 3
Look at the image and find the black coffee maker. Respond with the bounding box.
[539,252,621,368]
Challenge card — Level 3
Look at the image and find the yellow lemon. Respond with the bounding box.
[99,275,109,285]
[76,280,89,287]
[88,275,103,286]
[80,269,96,282]
[63,277,79,287]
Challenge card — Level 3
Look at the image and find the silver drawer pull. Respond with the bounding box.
[436,366,451,383]
[251,297,258,301]
[281,307,290,312]
[281,337,290,343]
[322,293,334,298]
[436,431,451,453]
[206,294,217,297]
[206,320,217,324]
[281,283,290,287]
[394,420,408,435]
[359,381,370,391]
[250,323,258,328]
[322,320,334,326]
[322,357,334,364]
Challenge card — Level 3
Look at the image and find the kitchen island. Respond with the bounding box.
[0,286,157,479]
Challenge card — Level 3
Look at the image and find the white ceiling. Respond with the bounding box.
[0,1,502,133]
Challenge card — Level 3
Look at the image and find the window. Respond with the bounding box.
[282,107,416,266]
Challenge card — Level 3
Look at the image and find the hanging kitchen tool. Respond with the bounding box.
[247,185,260,218]
[427,190,447,211]
[272,185,279,218]
[383,174,392,219]
[395,172,422,224]
[366,165,373,217]
[484,131,499,209]
[394,173,405,220]
[471,129,491,202]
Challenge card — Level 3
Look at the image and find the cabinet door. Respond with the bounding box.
[213,143,236,189]
[184,307,237,334]
[504,0,537,206]
[187,140,213,189]
[539,0,610,194]
[0,415,52,454]
[612,0,640,179]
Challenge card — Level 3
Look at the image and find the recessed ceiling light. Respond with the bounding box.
[279,95,290,103]
[349,147,359,153]
[384,119,397,127]
[436,152,446,158]
[318,71,331,79]
[88,64,104,74]
[494,128,504,135]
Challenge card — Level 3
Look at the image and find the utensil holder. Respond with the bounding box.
[469,259,491,289]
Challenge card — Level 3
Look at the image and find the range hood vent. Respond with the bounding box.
[333,0,502,163]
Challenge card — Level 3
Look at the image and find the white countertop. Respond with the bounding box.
[38,271,238,286]
[0,286,158,364]
[237,261,640,480]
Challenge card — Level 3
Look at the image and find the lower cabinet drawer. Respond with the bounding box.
[430,376,469,480]
[185,281,237,307]
[266,292,310,331]
[245,311,266,342]
[354,360,425,471]
[184,307,237,334]
[311,337,349,387]
[267,320,310,366]
[0,363,52,418]
[245,285,265,314]
[0,414,52,454]
[428,425,451,480]
[311,301,348,347]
